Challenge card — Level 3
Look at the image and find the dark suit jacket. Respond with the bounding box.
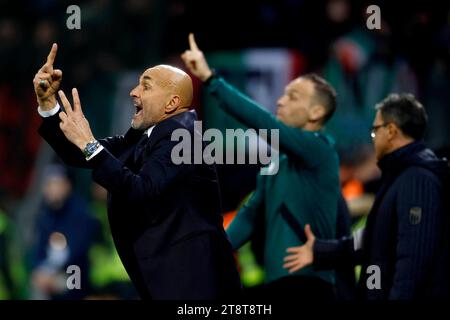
[39,109,242,299]
[314,141,450,300]
[358,141,450,300]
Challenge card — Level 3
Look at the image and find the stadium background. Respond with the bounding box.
[0,0,449,299]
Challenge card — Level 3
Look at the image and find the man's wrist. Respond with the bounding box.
[78,137,96,152]
[38,102,60,118]
[200,69,213,82]
[38,96,57,111]
[81,139,103,160]
[203,69,217,85]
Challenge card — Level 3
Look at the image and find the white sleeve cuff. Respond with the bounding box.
[353,227,365,251]
[38,102,61,117]
[86,145,105,161]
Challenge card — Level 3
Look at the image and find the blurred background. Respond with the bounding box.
[0,0,449,299]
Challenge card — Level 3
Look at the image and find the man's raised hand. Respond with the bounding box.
[33,43,63,110]
[58,88,95,151]
[181,33,213,82]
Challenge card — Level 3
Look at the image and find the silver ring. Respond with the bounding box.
[39,80,46,87]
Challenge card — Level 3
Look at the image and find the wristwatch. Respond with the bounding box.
[82,140,101,158]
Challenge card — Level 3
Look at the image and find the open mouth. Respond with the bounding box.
[134,104,143,116]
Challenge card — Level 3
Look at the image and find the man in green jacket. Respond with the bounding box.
[182,34,340,299]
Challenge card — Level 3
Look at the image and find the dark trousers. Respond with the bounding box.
[244,275,336,301]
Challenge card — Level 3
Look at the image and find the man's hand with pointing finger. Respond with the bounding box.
[33,43,63,111]
[181,33,213,82]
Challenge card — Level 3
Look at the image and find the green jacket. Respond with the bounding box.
[207,76,339,284]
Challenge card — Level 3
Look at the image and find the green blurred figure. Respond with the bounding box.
[0,208,27,299]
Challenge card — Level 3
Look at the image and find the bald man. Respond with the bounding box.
[34,44,242,299]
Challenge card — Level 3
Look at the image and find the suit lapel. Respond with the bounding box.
[133,134,149,164]
[118,128,145,165]
[123,110,198,167]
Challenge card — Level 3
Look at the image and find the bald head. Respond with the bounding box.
[130,65,194,130]
[144,65,193,108]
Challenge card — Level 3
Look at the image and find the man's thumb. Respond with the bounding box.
[305,224,315,242]
[52,69,63,81]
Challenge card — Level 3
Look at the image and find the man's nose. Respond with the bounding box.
[130,86,138,97]
[276,98,284,109]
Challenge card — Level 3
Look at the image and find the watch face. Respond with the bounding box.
[87,143,97,153]
[84,141,99,157]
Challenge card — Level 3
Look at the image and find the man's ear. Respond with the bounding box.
[309,104,326,123]
[165,95,181,113]
[386,123,399,141]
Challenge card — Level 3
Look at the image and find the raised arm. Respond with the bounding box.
[38,104,127,169]
[181,34,332,168]
[89,135,195,205]
[38,84,127,169]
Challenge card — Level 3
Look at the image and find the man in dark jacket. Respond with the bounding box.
[283,93,450,300]
[31,164,98,300]
[33,44,241,299]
